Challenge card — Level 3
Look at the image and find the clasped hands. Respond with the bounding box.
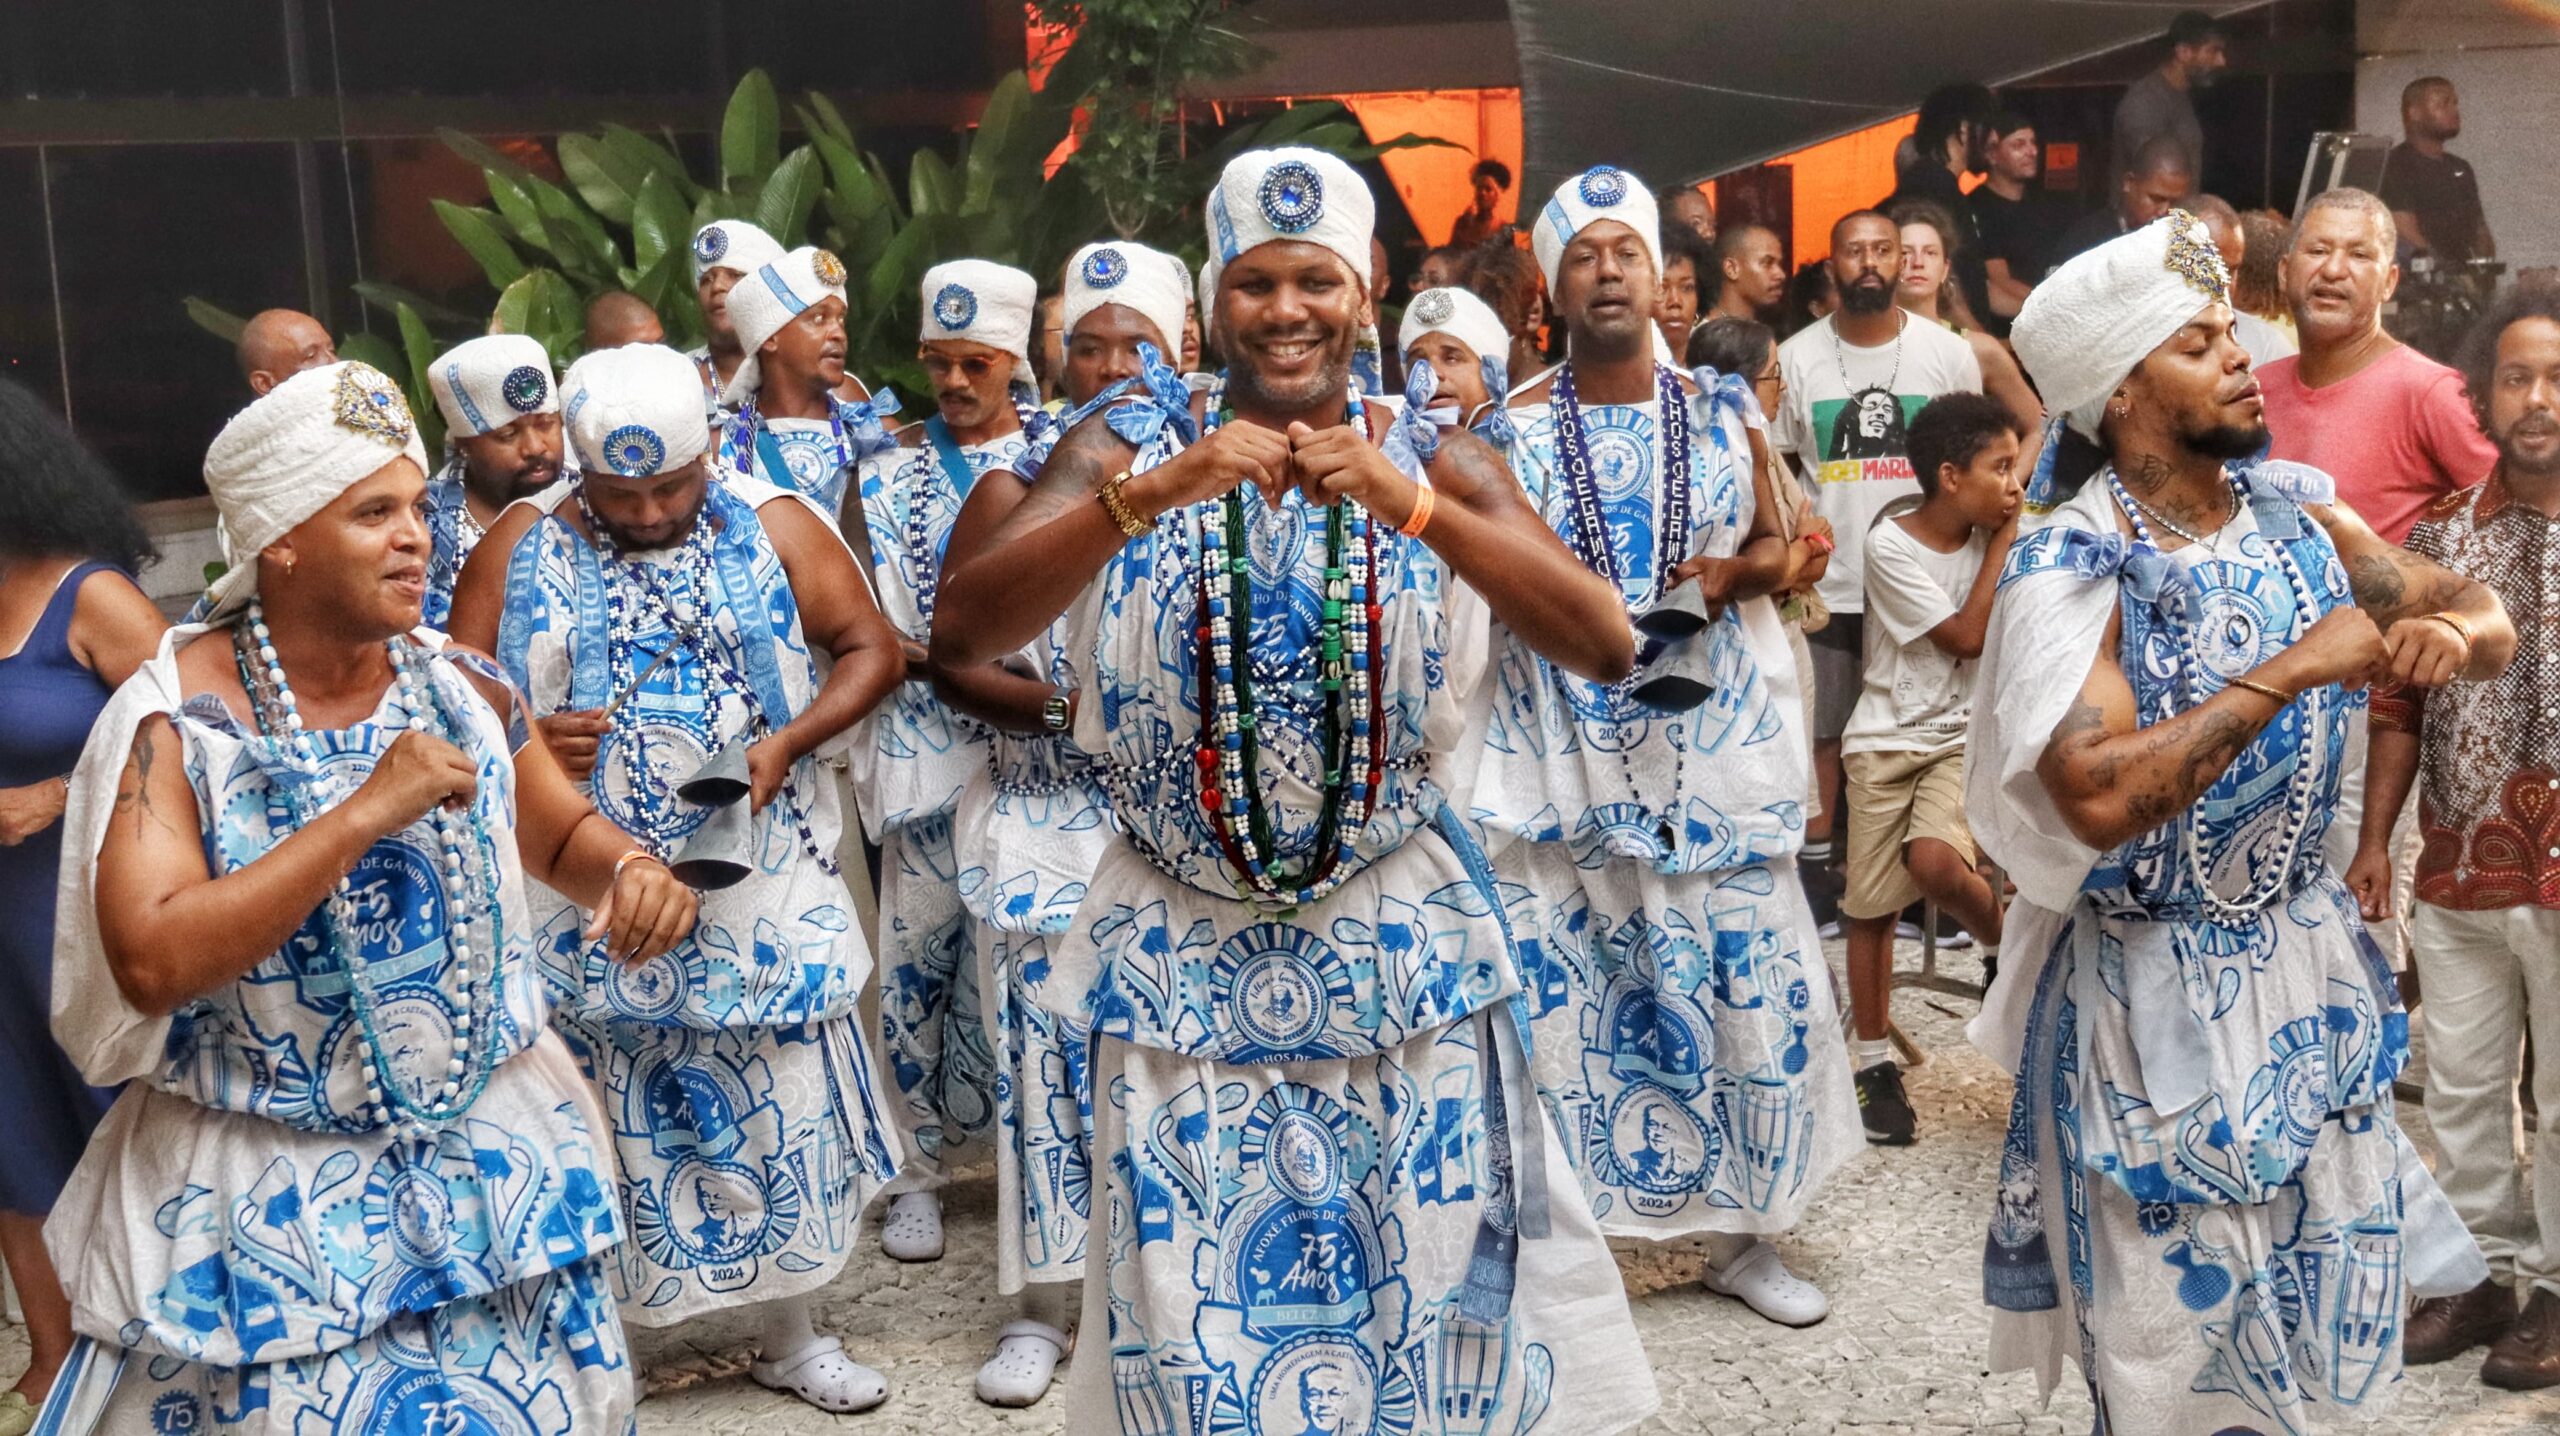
[1136,416,1417,524]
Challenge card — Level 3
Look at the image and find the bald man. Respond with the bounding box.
[583,289,666,352]
[234,309,337,396]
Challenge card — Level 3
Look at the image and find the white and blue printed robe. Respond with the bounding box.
[718,387,900,516]
[1478,370,1858,1239]
[42,625,634,1434]
[422,455,572,632]
[492,477,898,1326]
[1043,384,1659,1436]
[1967,461,2484,1435]
[848,430,1031,1191]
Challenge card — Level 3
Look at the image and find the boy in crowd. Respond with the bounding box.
[1840,392,2018,1144]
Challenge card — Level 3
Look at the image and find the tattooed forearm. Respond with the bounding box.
[2347,553,2406,615]
[2176,711,2255,796]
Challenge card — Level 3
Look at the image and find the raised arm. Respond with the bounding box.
[1923,516,2018,662]
[1290,424,1635,683]
[2308,497,2513,684]
[757,497,906,807]
[2035,601,2385,852]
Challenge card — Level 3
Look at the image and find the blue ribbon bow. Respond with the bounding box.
[1384,359,1444,469]
[1063,340,1198,450]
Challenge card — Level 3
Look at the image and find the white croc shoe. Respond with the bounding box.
[1702,1239,1830,1327]
[974,1319,1070,1407]
[880,1190,945,1262]
[750,1336,888,1413]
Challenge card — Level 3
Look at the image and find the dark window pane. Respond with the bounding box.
[0,152,65,412]
[12,0,288,100]
[47,144,308,501]
[729,1,997,93]
[326,0,709,98]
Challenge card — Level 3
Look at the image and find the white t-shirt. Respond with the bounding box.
[2233,309,2298,369]
[1842,505,1985,756]
[1771,312,1982,613]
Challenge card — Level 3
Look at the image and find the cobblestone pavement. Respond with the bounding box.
[11,944,2560,1434]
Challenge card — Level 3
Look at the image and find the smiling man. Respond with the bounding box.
[930,146,1656,1434]
[1975,211,2510,1434]
[420,333,572,629]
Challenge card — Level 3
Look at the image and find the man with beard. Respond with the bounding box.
[1972,212,2510,1434]
[930,147,1658,1434]
[923,238,1188,1408]
[718,247,901,515]
[448,344,908,1414]
[1772,210,1979,947]
[2381,77,2494,264]
[43,361,696,1434]
[2350,286,2560,1386]
[2111,9,2226,184]
[1703,223,1787,328]
[421,334,571,629]
[1488,166,1854,1327]
[1969,111,2059,305]
[847,258,1049,1272]
[685,220,784,413]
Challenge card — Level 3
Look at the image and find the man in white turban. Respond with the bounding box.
[929,146,1661,1434]
[445,343,911,1414]
[1397,284,1513,445]
[687,219,786,410]
[420,333,572,629]
[716,245,900,514]
[1968,212,2512,1433]
[40,361,696,1435]
[1493,165,1855,1329]
[845,256,1051,1285]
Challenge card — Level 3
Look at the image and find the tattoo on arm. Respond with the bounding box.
[2176,710,2255,795]
[1001,424,1119,539]
[2347,553,2406,614]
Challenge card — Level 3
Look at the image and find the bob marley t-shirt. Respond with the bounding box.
[1771,311,1982,614]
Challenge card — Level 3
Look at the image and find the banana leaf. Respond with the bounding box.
[183,296,247,344]
[755,146,824,247]
[432,201,527,288]
[720,70,780,189]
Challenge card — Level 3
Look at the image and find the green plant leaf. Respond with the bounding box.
[626,243,697,348]
[721,70,781,188]
[755,146,824,247]
[438,128,540,187]
[798,92,855,148]
[392,302,447,454]
[336,331,404,383]
[183,296,247,343]
[557,133,641,227]
[908,148,960,220]
[433,200,527,287]
[963,71,1032,213]
[601,124,702,203]
[482,170,549,249]
[352,281,477,329]
[528,175,624,282]
[631,169,693,274]
[491,270,584,370]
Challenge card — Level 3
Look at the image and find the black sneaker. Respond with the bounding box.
[1856,1061,1916,1146]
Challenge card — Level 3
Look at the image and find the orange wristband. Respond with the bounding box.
[1399,481,1436,538]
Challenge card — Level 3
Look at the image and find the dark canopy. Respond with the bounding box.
[1506,1,2259,196]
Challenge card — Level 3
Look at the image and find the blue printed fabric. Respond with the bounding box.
[489,479,897,1324]
[422,457,476,631]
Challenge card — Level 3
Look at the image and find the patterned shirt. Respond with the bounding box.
[2373,471,2560,910]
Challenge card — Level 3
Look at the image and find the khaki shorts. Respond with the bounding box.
[1842,746,1975,920]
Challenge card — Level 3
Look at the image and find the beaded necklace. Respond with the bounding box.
[233,608,502,1134]
[1192,376,1383,911]
[2106,466,2328,919]
[572,489,839,875]
[1552,360,1697,849]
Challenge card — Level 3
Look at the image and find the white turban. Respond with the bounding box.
[1398,286,1509,369]
[563,343,712,479]
[1532,165,1663,292]
[1064,241,1187,356]
[2012,210,2232,442]
[690,219,786,282]
[425,333,557,439]
[200,361,431,621]
[722,245,850,406]
[1203,147,1374,306]
[921,258,1038,391]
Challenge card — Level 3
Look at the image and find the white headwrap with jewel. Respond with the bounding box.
[690,219,786,282]
[2011,210,2232,443]
[200,361,431,622]
[722,245,850,406]
[921,258,1039,392]
[563,343,712,479]
[1532,165,1663,292]
[1398,286,1509,369]
[426,333,557,439]
[1064,241,1188,355]
[1200,147,1379,388]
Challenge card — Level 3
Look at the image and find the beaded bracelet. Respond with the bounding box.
[1400,481,1436,538]
[1098,470,1150,538]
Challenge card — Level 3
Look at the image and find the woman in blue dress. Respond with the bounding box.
[43,363,696,1434]
[0,380,167,1435]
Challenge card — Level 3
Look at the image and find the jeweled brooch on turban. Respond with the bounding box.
[332,364,414,446]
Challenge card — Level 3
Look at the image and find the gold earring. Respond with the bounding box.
[282,553,296,575]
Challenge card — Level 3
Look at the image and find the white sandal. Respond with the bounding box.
[880,1190,945,1262]
[750,1335,888,1413]
[974,1319,1071,1407]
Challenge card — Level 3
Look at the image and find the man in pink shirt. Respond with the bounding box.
[2259,187,2497,542]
